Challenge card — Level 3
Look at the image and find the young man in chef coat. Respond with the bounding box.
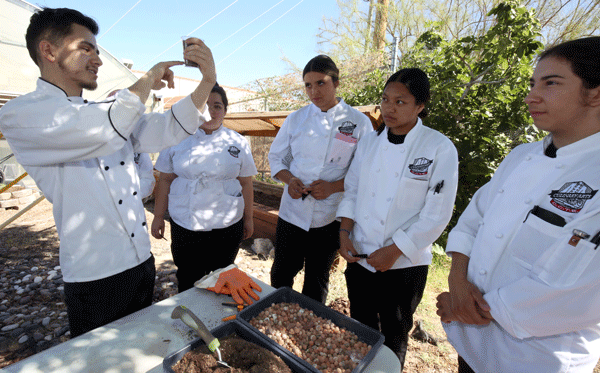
[0,7,216,337]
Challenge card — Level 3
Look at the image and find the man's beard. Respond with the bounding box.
[58,60,98,91]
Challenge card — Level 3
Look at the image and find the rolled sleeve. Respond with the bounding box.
[154,148,175,174]
[445,231,476,257]
[392,229,420,262]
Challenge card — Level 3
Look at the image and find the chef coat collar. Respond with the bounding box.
[385,117,424,145]
[309,97,346,116]
[37,78,80,98]
[542,132,600,157]
[194,124,224,137]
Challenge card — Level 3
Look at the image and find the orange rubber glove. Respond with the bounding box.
[207,268,262,305]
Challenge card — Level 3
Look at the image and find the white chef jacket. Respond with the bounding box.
[443,133,600,372]
[155,125,257,231]
[0,79,209,282]
[268,99,373,231]
[337,120,458,272]
[134,152,155,199]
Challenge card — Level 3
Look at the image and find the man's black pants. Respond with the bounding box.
[64,255,155,338]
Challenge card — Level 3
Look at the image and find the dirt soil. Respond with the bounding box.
[171,335,292,373]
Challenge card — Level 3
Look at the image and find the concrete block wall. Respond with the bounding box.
[0,187,41,209]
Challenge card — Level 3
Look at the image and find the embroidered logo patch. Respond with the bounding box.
[409,157,433,176]
[339,121,357,136]
[228,146,241,158]
[549,181,597,213]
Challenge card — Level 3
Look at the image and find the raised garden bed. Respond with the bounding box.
[252,180,282,242]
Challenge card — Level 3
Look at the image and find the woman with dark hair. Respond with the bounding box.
[437,36,600,372]
[268,55,373,303]
[336,67,459,369]
[151,84,257,292]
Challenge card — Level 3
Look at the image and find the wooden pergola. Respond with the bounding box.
[222,105,382,136]
[224,105,382,240]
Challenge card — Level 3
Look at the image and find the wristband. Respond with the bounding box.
[339,229,351,236]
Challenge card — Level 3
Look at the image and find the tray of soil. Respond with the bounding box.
[237,287,385,373]
[163,319,306,373]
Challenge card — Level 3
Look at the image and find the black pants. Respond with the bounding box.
[345,262,428,371]
[170,218,243,292]
[270,218,340,303]
[458,356,476,373]
[64,255,155,338]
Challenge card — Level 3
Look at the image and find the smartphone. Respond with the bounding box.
[181,37,198,68]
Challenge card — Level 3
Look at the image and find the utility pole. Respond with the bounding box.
[373,0,389,52]
[364,0,375,52]
[390,36,399,72]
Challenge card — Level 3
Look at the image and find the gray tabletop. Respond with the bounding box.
[2,280,401,373]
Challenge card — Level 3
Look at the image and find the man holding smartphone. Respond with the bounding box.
[0,7,216,337]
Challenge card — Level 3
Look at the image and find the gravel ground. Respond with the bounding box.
[0,197,275,369]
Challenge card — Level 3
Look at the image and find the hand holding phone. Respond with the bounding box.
[181,37,199,67]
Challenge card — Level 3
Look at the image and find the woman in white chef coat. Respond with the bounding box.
[437,37,600,373]
[151,84,257,292]
[336,68,458,369]
[268,55,373,303]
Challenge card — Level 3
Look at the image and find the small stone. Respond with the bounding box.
[18,335,29,344]
[10,328,24,338]
[19,296,32,305]
[34,277,43,283]
[31,267,39,271]
[1,324,19,332]
[42,317,51,326]
[54,326,69,338]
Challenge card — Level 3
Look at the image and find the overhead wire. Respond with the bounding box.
[139,0,239,70]
[217,0,305,66]
[97,0,286,97]
[213,0,285,48]
[97,0,240,97]
[98,0,143,41]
